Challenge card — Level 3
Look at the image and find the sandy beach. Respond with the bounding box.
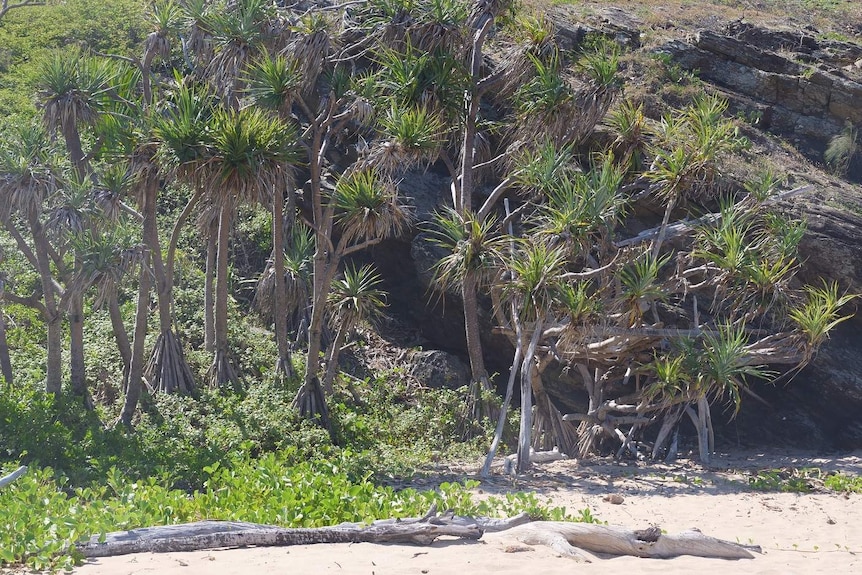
[73,450,862,575]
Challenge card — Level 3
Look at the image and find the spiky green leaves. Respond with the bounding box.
[644,325,771,414]
[203,106,300,207]
[0,123,58,218]
[377,105,445,171]
[327,264,387,329]
[789,281,856,348]
[152,81,214,173]
[647,95,744,202]
[504,241,567,322]
[36,51,113,133]
[333,169,412,245]
[430,208,507,293]
[245,53,303,115]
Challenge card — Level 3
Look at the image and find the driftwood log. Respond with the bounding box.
[510,522,761,561]
[78,507,531,558]
[77,505,759,562]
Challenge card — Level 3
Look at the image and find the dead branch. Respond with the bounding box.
[511,521,761,561]
[0,465,27,488]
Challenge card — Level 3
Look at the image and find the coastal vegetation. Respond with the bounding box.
[0,0,859,570]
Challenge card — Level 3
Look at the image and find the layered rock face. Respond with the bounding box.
[659,22,862,179]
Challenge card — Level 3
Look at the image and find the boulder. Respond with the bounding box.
[406,349,470,389]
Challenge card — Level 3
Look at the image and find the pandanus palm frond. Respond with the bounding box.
[152,79,215,181]
[374,104,445,172]
[617,249,671,325]
[0,123,58,219]
[429,207,507,293]
[36,50,113,133]
[605,99,650,172]
[288,12,333,95]
[245,52,303,116]
[326,263,387,329]
[205,0,276,99]
[504,239,567,323]
[70,224,146,308]
[46,175,95,237]
[534,160,626,257]
[180,0,215,66]
[202,105,300,209]
[94,163,135,222]
[255,223,314,322]
[788,281,856,350]
[407,0,469,53]
[333,168,412,246]
[699,324,772,415]
[510,138,578,197]
[144,0,183,62]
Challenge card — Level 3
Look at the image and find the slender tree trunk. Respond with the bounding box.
[272,185,293,381]
[204,221,217,354]
[119,250,152,427]
[481,304,523,477]
[107,290,132,387]
[321,318,351,394]
[211,205,237,388]
[0,307,12,387]
[140,176,194,395]
[457,17,497,405]
[30,216,62,394]
[462,276,489,385]
[303,246,332,390]
[62,118,89,182]
[68,291,88,403]
[517,318,544,473]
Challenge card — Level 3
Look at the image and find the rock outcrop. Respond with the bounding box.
[658,22,862,180]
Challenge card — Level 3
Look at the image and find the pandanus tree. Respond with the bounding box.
[36,50,114,400]
[294,167,411,421]
[0,124,63,393]
[196,105,299,388]
[321,264,387,394]
[246,53,303,381]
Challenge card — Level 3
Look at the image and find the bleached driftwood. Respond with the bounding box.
[0,465,26,488]
[510,521,761,562]
[78,504,759,562]
[78,507,529,558]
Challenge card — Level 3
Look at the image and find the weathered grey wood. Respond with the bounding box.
[0,465,26,488]
[511,521,760,560]
[78,512,483,558]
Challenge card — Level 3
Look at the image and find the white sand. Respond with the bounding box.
[73,450,862,575]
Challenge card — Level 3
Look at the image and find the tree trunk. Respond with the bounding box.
[62,116,89,182]
[211,205,237,388]
[119,249,152,427]
[204,221,217,354]
[107,290,131,387]
[517,318,544,473]
[272,185,293,381]
[481,307,523,477]
[321,318,350,394]
[30,216,62,394]
[142,176,195,395]
[0,305,13,387]
[68,291,89,405]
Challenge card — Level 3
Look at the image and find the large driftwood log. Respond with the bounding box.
[0,465,27,488]
[79,507,532,558]
[510,521,761,562]
[78,507,759,562]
